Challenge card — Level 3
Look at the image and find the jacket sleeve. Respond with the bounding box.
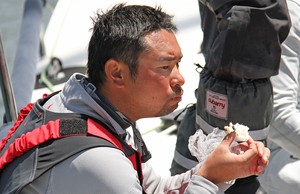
[142,162,234,194]
[268,0,300,158]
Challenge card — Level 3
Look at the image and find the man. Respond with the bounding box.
[0,4,269,193]
[258,1,300,193]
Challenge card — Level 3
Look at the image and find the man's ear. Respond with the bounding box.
[104,59,125,86]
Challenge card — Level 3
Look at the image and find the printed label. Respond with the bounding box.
[206,90,228,119]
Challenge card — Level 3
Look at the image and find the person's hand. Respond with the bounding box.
[195,132,270,184]
[236,138,270,176]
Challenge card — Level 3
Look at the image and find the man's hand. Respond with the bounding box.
[195,132,270,184]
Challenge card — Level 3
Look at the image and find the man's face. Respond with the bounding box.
[125,29,185,120]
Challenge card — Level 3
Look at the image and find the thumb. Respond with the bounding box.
[221,132,236,147]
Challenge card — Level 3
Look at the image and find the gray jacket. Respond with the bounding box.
[14,73,220,194]
[268,0,300,158]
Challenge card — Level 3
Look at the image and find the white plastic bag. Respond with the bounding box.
[188,128,240,163]
[188,128,238,187]
[188,128,226,162]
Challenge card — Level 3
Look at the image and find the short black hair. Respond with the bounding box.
[87,3,177,87]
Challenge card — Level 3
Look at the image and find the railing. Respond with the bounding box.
[0,35,17,122]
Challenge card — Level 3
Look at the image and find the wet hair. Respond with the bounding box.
[87,3,177,87]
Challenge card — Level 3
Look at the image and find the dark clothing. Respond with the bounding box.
[198,0,291,82]
[171,0,291,193]
[225,176,260,194]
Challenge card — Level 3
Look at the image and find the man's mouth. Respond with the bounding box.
[173,86,183,96]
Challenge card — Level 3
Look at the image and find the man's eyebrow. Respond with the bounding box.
[159,55,183,61]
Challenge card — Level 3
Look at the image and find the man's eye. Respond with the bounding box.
[161,66,170,70]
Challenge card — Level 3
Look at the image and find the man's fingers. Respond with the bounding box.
[258,147,270,164]
[255,141,265,157]
[256,159,269,175]
[246,138,257,149]
[240,138,258,159]
[221,132,236,147]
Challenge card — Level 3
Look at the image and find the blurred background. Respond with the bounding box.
[0,0,59,122]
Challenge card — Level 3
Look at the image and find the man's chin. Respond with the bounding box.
[159,105,179,117]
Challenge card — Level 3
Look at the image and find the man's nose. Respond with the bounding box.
[170,66,185,87]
